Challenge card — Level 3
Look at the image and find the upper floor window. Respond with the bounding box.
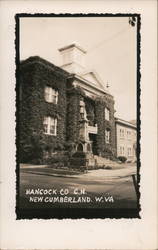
[105,107,110,121]
[127,130,131,139]
[120,128,125,138]
[105,129,110,144]
[44,86,58,104]
[43,116,57,136]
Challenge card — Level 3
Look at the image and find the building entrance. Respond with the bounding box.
[89,133,97,155]
[77,143,83,152]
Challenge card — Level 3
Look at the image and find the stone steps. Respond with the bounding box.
[86,154,120,168]
[93,155,120,167]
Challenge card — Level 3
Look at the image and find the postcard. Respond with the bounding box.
[0,1,157,249]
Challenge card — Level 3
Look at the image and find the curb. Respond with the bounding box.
[21,170,81,178]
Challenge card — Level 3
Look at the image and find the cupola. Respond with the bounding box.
[58,43,86,74]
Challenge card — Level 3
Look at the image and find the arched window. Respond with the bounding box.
[77,143,83,152]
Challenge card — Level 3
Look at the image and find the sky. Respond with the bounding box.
[20,16,137,121]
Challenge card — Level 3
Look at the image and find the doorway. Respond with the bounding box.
[77,143,83,152]
[89,133,97,155]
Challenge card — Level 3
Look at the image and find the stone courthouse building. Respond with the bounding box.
[19,43,136,165]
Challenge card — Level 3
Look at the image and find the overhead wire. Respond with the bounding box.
[88,24,131,53]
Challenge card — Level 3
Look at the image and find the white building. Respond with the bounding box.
[115,118,137,162]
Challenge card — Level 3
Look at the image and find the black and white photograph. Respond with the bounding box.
[0,1,157,249]
[16,14,140,219]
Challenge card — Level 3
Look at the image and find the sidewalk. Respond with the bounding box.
[83,166,136,181]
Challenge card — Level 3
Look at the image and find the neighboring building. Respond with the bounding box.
[19,43,117,163]
[115,118,137,162]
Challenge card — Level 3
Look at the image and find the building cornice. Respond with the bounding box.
[58,43,87,54]
[115,118,137,129]
[68,74,114,98]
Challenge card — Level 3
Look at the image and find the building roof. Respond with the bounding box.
[58,43,87,54]
[115,117,137,129]
[20,56,113,99]
[79,70,109,93]
[20,56,69,77]
[68,73,114,99]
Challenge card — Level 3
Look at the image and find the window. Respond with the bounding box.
[120,128,125,138]
[120,146,125,156]
[127,130,131,139]
[105,107,110,121]
[44,86,58,104]
[43,116,57,135]
[127,147,132,156]
[105,129,110,144]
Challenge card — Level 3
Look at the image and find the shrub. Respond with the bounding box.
[72,152,86,158]
[80,165,88,172]
[126,160,132,163]
[104,166,112,170]
[46,154,68,166]
[70,157,87,166]
[30,158,44,165]
[51,162,64,168]
[117,156,127,163]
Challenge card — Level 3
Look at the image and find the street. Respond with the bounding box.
[19,165,138,209]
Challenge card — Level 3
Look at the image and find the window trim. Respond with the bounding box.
[119,145,125,156]
[127,130,131,140]
[120,128,125,138]
[127,146,132,156]
[43,116,57,136]
[105,129,110,144]
[44,86,58,104]
[105,107,110,121]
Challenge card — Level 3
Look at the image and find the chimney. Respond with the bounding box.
[58,43,86,74]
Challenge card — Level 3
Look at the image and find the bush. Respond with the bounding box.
[117,156,127,163]
[72,152,86,158]
[49,162,65,168]
[80,165,88,172]
[126,160,132,163]
[104,166,112,170]
[46,154,69,166]
[30,158,44,165]
[70,157,87,166]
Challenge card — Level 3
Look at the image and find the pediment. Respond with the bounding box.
[80,70,106,91]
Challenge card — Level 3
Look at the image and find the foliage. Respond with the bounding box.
[85,98,95,125]
[70,157,87,167]
[104,166,112,170]
[72,151,86,158]
[117,156,127,163]
[46,154,69,166]
[19,58,68,163]
[94,95,116,158]
[19,56,117,164]
[19,130,46,163]
[66,91,80,143]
